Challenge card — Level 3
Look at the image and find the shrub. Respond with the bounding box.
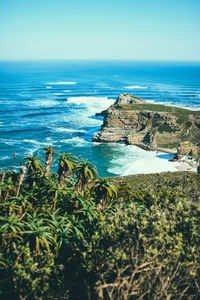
[0,154,200,299]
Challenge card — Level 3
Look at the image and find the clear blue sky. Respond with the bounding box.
[0,0,200,61]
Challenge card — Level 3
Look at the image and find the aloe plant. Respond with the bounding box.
[75,159,97,192]
[21,154,44,175]
[92,178,118,203]
[42,145,55,177]
[55,152,78,185]
[25,217,55,254]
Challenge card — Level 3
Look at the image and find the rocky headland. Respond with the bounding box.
[93,93,200,171]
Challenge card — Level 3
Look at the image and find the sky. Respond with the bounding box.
[0,0,200,61]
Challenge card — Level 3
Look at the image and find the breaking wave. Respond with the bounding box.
[124,85,148,89]
[60,137,89,147]
[53,127,86,133]
[27,100,59,107]
[48,82,77,85]
[23,139,49,146]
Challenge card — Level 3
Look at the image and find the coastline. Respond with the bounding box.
[123,148,197,176]
[0,62,200,177]
[93,93,200,175]
[123,144,198,174]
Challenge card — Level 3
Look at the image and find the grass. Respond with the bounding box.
[157,123,177,133]
[159,142,179,149]
[115,103,200,117]
[110,171,200,197]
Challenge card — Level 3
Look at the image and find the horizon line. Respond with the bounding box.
[0,58,200,63]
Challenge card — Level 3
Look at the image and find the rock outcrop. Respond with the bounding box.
[93,94,200,156]
[176,141,199,159]
[114,93,146,106]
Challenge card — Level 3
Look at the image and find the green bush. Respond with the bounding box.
[91,190,200,299]
[0,152,200,299]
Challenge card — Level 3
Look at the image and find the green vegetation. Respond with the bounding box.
[185,121,192,129]
[0,149,200,299]
[115,103,200,134]
[115,103,200,135]
[160,142,179,149]
[157,123,176,133]
[115,103,200,117]
[114,102,200,147]
[110,171,200,199]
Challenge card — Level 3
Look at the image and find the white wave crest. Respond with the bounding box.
[48,81,77,85]
[124,85,148,89]
[60,137,88,147]
[53,93,64,96]
[23,139,49,146]
[1,139,21,146]
[0,155,9,160]
[65,96,115,127]
[53,127,86,133]
[46,86,52,89]
[66,96,114,111]
[28,100,58,107]
[67,96,110,104]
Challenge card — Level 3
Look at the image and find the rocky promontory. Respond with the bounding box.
[93,93,200,158]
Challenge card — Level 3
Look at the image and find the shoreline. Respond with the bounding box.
[124,143,198,174]
[104,141,198,176]
[170,155,198,172]
[93,94,199,176]
[98,142,198,177]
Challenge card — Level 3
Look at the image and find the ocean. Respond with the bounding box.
[0,60,199,177]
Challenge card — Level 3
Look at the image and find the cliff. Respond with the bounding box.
[93,93,200,157]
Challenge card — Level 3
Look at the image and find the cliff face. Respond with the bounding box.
[93,94,200,155]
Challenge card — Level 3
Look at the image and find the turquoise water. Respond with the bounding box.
[0,60,199,176]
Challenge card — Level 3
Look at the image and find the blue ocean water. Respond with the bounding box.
[0,60,199,176]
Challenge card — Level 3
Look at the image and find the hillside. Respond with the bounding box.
[110,171,200,200]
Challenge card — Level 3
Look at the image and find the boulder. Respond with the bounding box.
[177,141,198,159]
[114,93,146,106]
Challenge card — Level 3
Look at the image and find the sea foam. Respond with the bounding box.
[0,155,10,161]
[65,96,115,127]
[124,85,148,89]
[107,144,179,176]
[2,139,21,146]
[60,137,88,147]
[48,82,77,85]
[23,139,49,146]
[28,100,58,107]
[66,96,114,111]
[53,127,86,133]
